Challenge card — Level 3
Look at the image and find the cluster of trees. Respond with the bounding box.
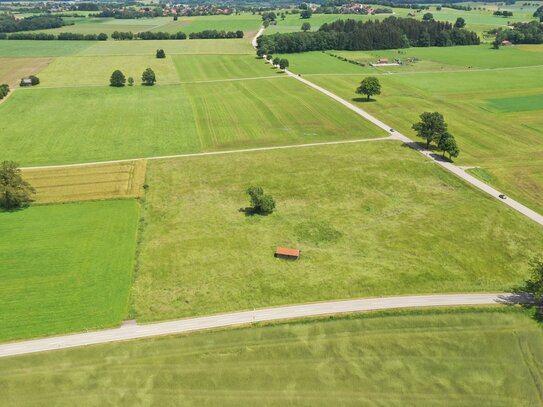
[136,31,187,40]
[267,56,290,70]
[188,30,244,39]
[92,9,161,19]
[534,5,543,21]
[0,14,69,33]
[493,10,514,17]
[442,4,473,11]
[111,31,135,40]
[412,112,459,159]
[0,83,9,100]
[20,75,39,86]
[493,21,543,46]
[257,17,479,54]
[110,68,156,87]
[0,161,35,210]
[246,186,276,215]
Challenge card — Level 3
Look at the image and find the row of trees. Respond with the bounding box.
[256,17,479,54]
[262,54,290,70]
[493,10,514,17]
[110,69,156,87]
[136,31,187,40]
[0,32,106,40]
[0,14,68,33]
[188,30,244,39]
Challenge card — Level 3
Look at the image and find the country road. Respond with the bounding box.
[0,293,523,358]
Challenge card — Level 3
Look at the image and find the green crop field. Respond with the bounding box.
[78,38,254,56]
[486,94,543,113]
[38,55,181,86]
[0,77,382,166]
[0,40,95,57]
[0,200,139,342]
[133,142,543,322]
[172,54,280,81]
[2,307,542,406]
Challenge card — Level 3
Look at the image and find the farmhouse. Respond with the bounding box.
[20,78,33,87]
[275,247,301,260]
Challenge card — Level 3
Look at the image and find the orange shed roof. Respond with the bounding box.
[275,247,300,257]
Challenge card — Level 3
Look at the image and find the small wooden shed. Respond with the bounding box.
[275,247,301,260]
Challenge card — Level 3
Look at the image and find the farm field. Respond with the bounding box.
[23,161,147,204]
[0,77,383,166]
[2,308,542,406]
[0,40,95,57]
[133,142,543,322]
[283,47,543,212]
[0,200,140,342]
[150,14,262,35]
[0,57,51,87]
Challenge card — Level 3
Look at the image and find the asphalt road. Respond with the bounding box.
[0,294,520,358]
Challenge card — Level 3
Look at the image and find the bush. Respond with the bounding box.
[29,75,39,86]
[247,186,276,215]
[156,49,166,58]
[0,84,9,99]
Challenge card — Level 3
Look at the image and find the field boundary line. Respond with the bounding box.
[21,136,396,170]
[0,293,525,358]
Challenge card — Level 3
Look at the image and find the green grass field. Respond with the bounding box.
[0,77,382,166]
[152,14,262,35]
[133,142,543,322]
[0,40,95,57]
[0,200,139,342]
[286,47,543,212]
[2,307,542,406]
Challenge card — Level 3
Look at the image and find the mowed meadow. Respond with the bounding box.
[133,142,543,322]
[2,308,542,406]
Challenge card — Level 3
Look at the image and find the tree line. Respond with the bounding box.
[188,30,244,39]
[0,32,107,40]
[256,17,479,54]
[0,14,69,33]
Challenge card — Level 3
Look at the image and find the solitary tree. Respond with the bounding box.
[0,161,35,210]
[300,9,312,19]
[127,77,134,86]
[156,49,166,58]
[454,17,466,28]
[356,76,381,101]
[525,257,543,304]
[412,112,448,148]
[247,186,276,215]
[422,12,434,21]
[437,132,460,159]
[110,70,126,87]
[301,22,311,32]
[141,68,156,86]
[279,58,289,70]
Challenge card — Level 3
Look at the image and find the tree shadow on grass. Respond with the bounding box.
[352,97,377,103]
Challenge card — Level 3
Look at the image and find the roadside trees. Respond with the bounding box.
[437,132,460,159]
[301,22,311,32]
[156,49,166,58]
[0,161,35,210]
[110,70,126,87]
[412,112,448,148]
[524,257,543,304]
[273,57,280,66]
[141,68,156,86]
[279,58,289,70]
[247,186,276,215]
[356,76,381,101]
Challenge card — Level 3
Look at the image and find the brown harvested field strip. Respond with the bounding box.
[0,58,52,88]
[23,160,147,204]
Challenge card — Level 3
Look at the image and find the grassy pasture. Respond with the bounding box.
[0,57,51,88]
[23,161,147,204]
[172,54,280,81]
[0,200,139,342]
[0,40,94,57]
[38,55,180,86]
[133,142,543,322]
[185,77,384,150]
[2,308,542,405]
[152,14,262,35]
[486,94,543,112]
[0,78,383,166]
[78,38,253,56]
